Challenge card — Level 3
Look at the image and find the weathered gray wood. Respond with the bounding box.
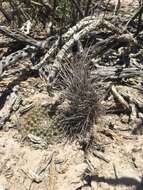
[91,67,143,79]
[0,26,43,48]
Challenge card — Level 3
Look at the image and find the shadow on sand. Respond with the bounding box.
[91,175,143,190]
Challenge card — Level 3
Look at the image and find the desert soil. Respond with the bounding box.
[0,0,143,190]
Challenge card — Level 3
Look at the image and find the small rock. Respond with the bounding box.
[27,134,44,144]
[121,114,129,124]
[0,184,8,190]
[13,85,19,92]
[91,181,98,190]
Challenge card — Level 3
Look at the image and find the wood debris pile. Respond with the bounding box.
[0,0,143,143]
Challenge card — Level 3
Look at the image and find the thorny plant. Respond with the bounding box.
[54,54,103,140]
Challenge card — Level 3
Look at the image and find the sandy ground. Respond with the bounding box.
[0,123,143,190]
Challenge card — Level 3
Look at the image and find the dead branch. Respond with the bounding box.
[0,26,44,48]
[46,19,102,83]
[93,150,110,163]
[0,45,36,75]
[63,16,99,39]
[70,0,84,17]
[91,66,143,79]
[0,3,11,23]
[125,4,143,28]
[0,86,21,128]
[111,85,130,111]
[41,0,53,11]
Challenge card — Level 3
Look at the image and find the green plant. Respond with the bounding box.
[55,0,71,19]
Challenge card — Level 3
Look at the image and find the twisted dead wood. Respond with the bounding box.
[0,45,36,76]
[45,19,102,83]
[0,26,44,48]
[0,86,21,128]
[91,67,143,79]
